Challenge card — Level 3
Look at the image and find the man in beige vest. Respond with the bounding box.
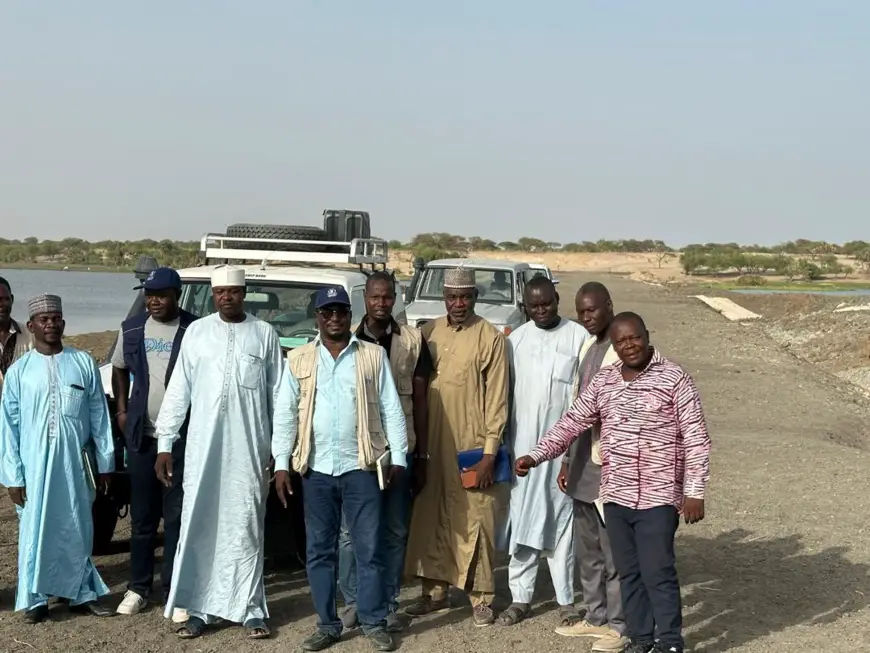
[272,285,408,652]
[555,282,627,652]
[337,271,433,633]
[0,277,33,395]
[403,266,510,627]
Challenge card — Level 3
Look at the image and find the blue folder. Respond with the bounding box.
[456,445,513,484]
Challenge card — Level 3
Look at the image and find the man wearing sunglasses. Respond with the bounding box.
[273,285,408,652]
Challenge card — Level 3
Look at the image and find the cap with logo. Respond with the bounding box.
[314,286,351,309]
[134,267,182,292]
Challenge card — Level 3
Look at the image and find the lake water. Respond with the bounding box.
[731,288,870,297]
[0,268,137,335]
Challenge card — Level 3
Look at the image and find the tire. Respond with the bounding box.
[224,223,329,252]
[92,493,119,556]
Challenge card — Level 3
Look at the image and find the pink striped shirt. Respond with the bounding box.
[528,349,710,510]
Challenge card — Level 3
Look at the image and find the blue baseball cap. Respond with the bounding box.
[134,267,182,292]
[314,286,351,309]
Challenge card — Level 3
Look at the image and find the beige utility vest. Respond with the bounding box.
[287,339,387,474]
[351,321,422,454]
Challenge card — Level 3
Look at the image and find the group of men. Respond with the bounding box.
[0,263,711,653]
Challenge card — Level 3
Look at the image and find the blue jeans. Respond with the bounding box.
[302,469,386,636]
[338,463,412,613]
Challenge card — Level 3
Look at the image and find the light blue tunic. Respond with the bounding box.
[156,314,283,624]
[0,347,115,611]
[504,319,590,553]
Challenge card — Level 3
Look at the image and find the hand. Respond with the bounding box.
[411,458,428,496]
[681,497,705,524]
[8,487,26,507]
[514,455,536,478]
[463,454,495,489]
[154,452,173,488]
[557,462,569,493]
[98,474,112,495]
[116,411,127,432]
[274,470,294,508]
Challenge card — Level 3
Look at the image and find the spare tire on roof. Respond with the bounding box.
[224,223,329,252]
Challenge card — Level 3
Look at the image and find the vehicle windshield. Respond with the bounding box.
[416,267,515,304]
[180,280,366,348]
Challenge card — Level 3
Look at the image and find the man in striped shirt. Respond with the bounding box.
[515,311,710,653]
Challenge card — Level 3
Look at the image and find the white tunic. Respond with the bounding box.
[505,319,590,553]
[155,313,283,623]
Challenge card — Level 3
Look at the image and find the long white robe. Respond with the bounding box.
[0,348,115,611]
[505,319,590,554]
[155,313,283,624]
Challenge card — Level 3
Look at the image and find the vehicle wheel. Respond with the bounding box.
[224,223,330,252]
[92,493,119,556]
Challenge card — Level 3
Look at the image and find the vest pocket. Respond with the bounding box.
[60,386,85,419]
[238,353,265,390]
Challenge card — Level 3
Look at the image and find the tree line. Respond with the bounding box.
[2,235,869,282]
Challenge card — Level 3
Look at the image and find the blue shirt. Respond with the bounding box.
[272,336,408,476]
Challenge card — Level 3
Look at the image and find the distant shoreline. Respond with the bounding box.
[0,262,129,274]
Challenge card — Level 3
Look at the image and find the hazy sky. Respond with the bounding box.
[1,2,868,246]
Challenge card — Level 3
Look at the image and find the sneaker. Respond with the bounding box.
[116,590,147,616]
[655,646,683,653]
[555,619,613,638]
[301,630,341,651]
[171,608,189,624]
[625,643,656,653]
[367,629,396,651]
[340,605,359,629]
[385,610,404,633]
[592,630,631,652]
[472,604,495,627]
[404,596,450,617]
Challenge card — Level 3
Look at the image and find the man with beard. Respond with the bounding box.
[111,268,197,620]
[155,265,283,641]
[0,294,115,623]
[0,277,33,395]
[337,271,432,633]
[403,266,509,627]
[273,284,407,651]
[515,312,711,653]
[554,282,627,651]
[498,276,589,628]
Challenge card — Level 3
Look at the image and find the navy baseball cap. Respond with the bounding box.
[314,286,351,309]
[134,267,182,292]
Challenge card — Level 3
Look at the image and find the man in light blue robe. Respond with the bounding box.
[155,265,283,640]
[0,294,115,623]
[500,277,590,627]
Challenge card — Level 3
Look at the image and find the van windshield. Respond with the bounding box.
[416,268,515,304]
[180,281,366,348]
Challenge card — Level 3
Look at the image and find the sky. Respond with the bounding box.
[1,1,868,247]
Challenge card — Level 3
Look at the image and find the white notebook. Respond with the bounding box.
[376,450,392,491]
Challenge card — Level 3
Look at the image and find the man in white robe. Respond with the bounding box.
[155,265,283,640]
[499,277,589,627]
[0,294,116,623]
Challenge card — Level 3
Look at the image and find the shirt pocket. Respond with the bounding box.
[238,353,265,390]
[60,386,86,419]
[551,352,577,384]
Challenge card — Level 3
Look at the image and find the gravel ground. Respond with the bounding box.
[4,272,870,652]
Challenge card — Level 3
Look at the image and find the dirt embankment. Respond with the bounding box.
[65,331,117,362]
[708,290,870,394]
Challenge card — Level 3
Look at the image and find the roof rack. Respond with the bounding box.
[199,233,389,267]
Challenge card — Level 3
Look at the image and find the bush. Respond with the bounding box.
[792,258,823,281]
[735,275,767,287]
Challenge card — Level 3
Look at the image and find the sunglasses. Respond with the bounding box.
[317,306,350,320]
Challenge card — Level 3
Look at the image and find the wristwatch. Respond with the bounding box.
[415,452,430,460]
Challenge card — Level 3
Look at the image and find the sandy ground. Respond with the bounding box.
[5,273,870,652]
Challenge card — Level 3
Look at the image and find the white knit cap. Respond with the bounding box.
[210,264,246,288]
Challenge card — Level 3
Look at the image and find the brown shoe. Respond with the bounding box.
[472,604,495,627]
[404,596,450,618]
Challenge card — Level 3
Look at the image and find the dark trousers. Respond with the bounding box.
[338,461,412,612]
[302,469,385,637]
[604,503,682,649]
[127,437,185,600]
